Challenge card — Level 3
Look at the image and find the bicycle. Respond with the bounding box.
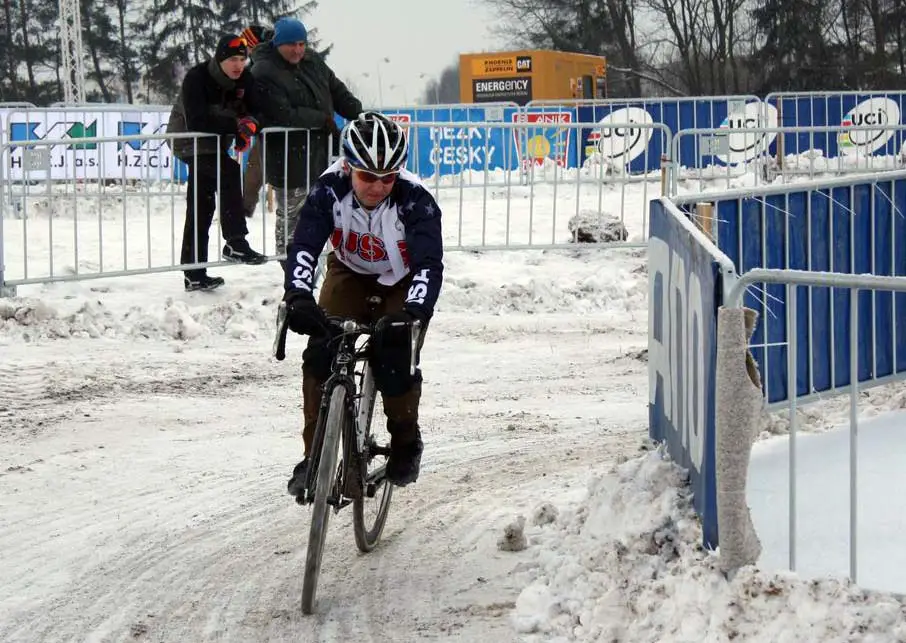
[273,295,422,614]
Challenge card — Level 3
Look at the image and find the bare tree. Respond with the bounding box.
[643,0,753,94]
[487,0,646,96]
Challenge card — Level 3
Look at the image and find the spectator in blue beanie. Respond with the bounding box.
[251,17,362,265]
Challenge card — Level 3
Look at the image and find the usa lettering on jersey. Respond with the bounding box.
[292,250,316,292]
[330,228,409,265]
[406,268,430,306]
[328,190,410,285]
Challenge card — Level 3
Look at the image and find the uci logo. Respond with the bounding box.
[715,101,778,165]
[838,97,901,155]
[587,107,654,165]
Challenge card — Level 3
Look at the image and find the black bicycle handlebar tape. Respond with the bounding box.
[273,302,289,361]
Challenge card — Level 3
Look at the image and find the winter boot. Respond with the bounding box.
[223,239,267,265]
[385,421,423,486]
[287,458,310,504]
[184,270,225,292]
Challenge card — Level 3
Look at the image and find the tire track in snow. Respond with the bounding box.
[0,360,47,413]
[0,322,648,642]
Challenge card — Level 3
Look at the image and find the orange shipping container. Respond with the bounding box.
[459,50,607,106]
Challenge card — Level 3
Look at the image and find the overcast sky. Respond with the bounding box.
[306,0,504,108]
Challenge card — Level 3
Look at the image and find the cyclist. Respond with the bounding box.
[281,111,444,498]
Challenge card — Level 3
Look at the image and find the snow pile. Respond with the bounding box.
[759,380,906,439]
[511,449,906,642]
[567,210,629,243]
[440,249,647,318]
[498,515,528,552]
[0,247,648,344]
[0,291,278,342]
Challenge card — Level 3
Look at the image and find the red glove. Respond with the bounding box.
[235,116,259,153]
[238,116,258,138]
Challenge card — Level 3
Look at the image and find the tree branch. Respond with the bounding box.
[607,65,686,95]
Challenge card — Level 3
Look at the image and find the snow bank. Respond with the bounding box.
[511,449,906,642]
[0,248,648,343]
[0,291,279,342]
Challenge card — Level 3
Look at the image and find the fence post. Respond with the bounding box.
[695,201,715,239]
[776,99,784,170]
[0,197,14,298]
[659,153,669,195]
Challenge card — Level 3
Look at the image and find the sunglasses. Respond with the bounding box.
[353,169,398,185]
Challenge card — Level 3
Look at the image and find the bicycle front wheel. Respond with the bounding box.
[301,385,346,615]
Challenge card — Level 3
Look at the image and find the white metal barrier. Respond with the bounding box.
[0,120,667,294]
[720,269,906,584]
[0,131,238,290]
[391,120,671,250]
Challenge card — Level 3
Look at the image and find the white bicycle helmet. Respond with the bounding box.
[341,111,408,174]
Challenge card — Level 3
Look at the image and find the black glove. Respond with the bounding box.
[285,292,331,337]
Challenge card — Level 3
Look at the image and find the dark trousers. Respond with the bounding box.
[300,254,426,455]
[180,153,249,272]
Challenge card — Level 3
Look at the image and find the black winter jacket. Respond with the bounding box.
[251,45,362,189]
[167,59,258,161]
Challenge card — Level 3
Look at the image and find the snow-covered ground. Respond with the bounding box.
[3,173,906,641]
[751,409,906,596]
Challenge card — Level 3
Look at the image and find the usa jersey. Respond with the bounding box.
[284,160,445,319]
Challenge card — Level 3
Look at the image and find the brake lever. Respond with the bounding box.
[409,320,422,376]
[273,302,289,361]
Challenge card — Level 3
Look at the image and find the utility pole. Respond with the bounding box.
[59,0,87,103]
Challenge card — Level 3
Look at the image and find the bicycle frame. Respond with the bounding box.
[272,304,421,506]
[304,320,370,508]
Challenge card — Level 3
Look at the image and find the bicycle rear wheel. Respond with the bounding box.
[301,385,346,614]
[352,467,393,552]
[352,373,394,552]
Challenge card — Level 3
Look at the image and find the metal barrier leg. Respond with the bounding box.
[0,199,15,298]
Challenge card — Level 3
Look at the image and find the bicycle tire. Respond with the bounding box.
[301,385,345,615]
[352,371,394,552]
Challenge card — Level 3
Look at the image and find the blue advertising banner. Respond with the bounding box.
[352,106,583,177]
[649,198,724,548]
[575,98,776,173]
[343,106,516,177]
[768,93,906,160]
